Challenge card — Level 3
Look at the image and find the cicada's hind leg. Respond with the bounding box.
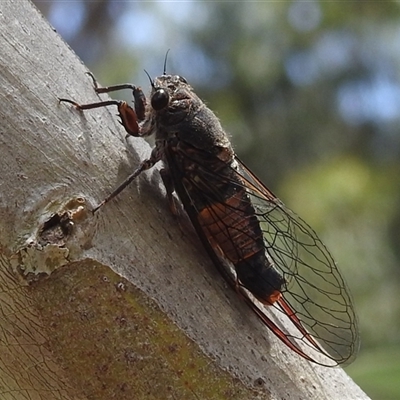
[159,167,197,237]
[160,168,180,217]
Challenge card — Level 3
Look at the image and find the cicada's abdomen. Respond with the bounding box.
[183,157,285,305]
[198,192,284,304]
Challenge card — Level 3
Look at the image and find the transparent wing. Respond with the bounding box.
[237,159,359,365]
[166,148,359,366]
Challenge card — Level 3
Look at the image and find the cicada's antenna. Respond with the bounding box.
[144,69,155,88]
[163,49,170,75]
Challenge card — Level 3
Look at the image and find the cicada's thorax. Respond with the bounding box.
[148,75,284,303]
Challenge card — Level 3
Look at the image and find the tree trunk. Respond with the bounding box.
[0,1,369,399]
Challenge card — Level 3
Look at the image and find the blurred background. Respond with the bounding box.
[33,1,400,398]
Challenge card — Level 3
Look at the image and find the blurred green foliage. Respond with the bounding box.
[34,0,400,397]
[346,346,400,400]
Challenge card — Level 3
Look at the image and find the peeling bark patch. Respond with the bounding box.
[11,244,70,281]
[10,197,90,282]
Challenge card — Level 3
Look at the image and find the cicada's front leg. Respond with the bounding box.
[59,72,147,137]
[59,73,161,212]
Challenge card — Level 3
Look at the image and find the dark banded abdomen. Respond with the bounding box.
[197,185,263,264]
[171,140,284,303]
[196,181,284,303]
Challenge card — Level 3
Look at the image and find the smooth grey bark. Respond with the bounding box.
[0,1,369,399]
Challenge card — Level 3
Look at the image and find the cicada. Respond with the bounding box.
[60,68,359,366]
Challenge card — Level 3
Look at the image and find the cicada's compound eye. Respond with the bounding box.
[151,88,169,110]
[177,75,187,84]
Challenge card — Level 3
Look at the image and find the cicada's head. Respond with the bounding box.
[150,74,193,111]
[145,74,202,130]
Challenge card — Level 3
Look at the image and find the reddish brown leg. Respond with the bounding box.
[59,72,147,136]
[86,72,147,121]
